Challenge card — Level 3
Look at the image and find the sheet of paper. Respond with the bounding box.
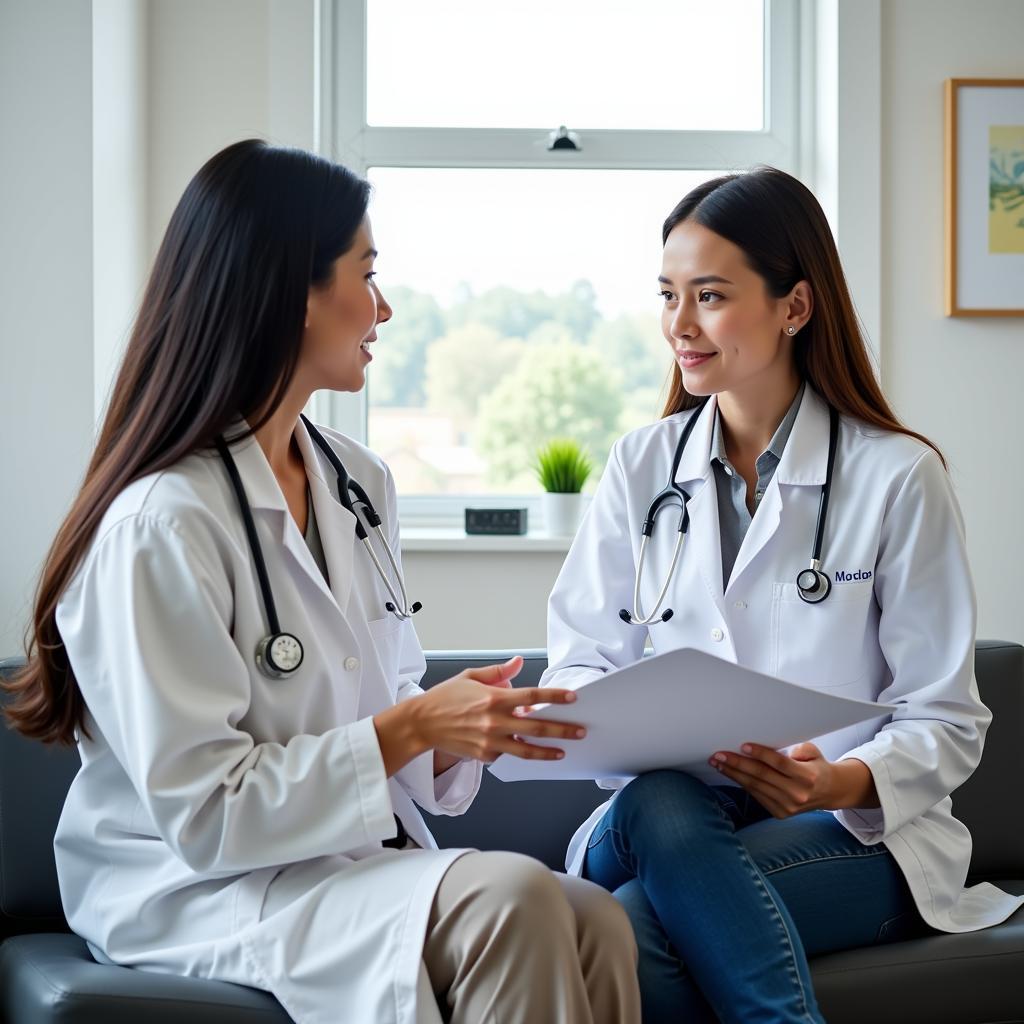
[488,647,894,785]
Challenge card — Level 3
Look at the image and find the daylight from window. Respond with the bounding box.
[363,0,764,496]
[367,0,764,131]
[366,168,721,495]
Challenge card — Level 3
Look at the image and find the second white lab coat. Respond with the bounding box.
[543,386,1023,934]
[54,419,481,1024]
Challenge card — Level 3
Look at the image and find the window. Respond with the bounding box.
[320,0,799,524]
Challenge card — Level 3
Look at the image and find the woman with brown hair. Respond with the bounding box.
[542,166,1023,1022]
[3,139,641,1024]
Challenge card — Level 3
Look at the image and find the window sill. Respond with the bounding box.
[401,528,574,553]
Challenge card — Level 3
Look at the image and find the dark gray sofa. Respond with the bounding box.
[2,641,1022,1023]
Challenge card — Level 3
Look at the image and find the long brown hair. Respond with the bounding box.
[659,167,944,465]
[4,140,371,745]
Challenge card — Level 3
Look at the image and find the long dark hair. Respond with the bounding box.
[4,139,371,745]
[659,166,943,464]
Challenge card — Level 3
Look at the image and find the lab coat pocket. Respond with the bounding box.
[771,579,874,689]
[367,614,403,695]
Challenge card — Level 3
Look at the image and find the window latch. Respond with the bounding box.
[547,125,581,152]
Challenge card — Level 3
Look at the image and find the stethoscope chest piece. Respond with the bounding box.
[796,566,832,604]
[217,417,421,681]
[256,632,304,678]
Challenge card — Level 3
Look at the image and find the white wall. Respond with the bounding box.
[879,0,1024,644]
[403,551,561,651]
[0,1,96,655]
[0,0,318,655]
[93,0,148,424]
[827,0,883,357]
[146,0,318,259]
[147,0,271,259]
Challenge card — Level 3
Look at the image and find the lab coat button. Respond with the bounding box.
[734,600,747,609]
[344,656,360,671]
[711,628,725,642]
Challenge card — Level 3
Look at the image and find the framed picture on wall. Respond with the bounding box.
[945,78,1024,317]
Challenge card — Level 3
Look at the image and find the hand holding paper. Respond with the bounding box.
[488,648,894,786]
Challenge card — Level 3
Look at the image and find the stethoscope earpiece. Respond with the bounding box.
[619,608,674,624]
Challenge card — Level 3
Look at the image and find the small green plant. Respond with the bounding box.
[533,439,593,493]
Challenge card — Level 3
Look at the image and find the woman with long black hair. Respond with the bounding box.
[4,140,641,1024]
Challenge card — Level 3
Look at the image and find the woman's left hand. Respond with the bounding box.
[709,742,877,818]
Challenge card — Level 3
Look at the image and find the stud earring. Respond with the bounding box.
[786,325,797,335]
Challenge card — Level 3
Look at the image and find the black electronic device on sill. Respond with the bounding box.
[464,508,528,536]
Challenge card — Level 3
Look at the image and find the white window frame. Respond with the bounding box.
[314,0,801,527]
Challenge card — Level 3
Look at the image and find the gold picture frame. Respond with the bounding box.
[945,78,1024,317]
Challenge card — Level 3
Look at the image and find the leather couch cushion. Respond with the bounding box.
[0,658,80,925]
[0,934,289,1024]
[952,641,1024,879]
[812,880,1024,1024]
[5,894,1024,1024]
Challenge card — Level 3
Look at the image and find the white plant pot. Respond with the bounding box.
[543,491,583,537]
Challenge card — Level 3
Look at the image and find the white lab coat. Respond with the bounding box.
[54,419,482,1024]
[543,386,1023,934]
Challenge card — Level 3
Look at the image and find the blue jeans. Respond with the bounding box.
[582,770,930,1024]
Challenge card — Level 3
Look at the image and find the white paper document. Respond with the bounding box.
[488,648,894,785]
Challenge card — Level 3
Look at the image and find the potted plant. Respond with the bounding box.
[534,439,593,536]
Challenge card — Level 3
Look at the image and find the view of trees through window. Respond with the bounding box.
[367,282,670,494]
[363,167,725,496]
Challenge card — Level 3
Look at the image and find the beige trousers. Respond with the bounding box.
[421,851,641,1024]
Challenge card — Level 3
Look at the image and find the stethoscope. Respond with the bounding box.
[619,398,840,626]
[215,415,421,679]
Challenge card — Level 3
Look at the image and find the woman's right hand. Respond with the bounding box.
[373,657,586,777]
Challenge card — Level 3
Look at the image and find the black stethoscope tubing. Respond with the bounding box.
[216,415,421,679]
[619,397,839,626]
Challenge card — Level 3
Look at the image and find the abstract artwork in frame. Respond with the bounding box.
[945,78,1024,317]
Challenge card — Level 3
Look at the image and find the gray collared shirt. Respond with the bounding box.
[711,383,805,589]
[303,482,331,586]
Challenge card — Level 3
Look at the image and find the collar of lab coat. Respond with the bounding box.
[223,418,358,615]
[774,385,830,487]
[673,383,831,489]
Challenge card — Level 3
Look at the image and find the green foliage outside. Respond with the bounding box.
[369,286,446,407]
[424,324,526,436]
[445,279,600,342]
[476,344,624,489]
[370,280,671,488]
